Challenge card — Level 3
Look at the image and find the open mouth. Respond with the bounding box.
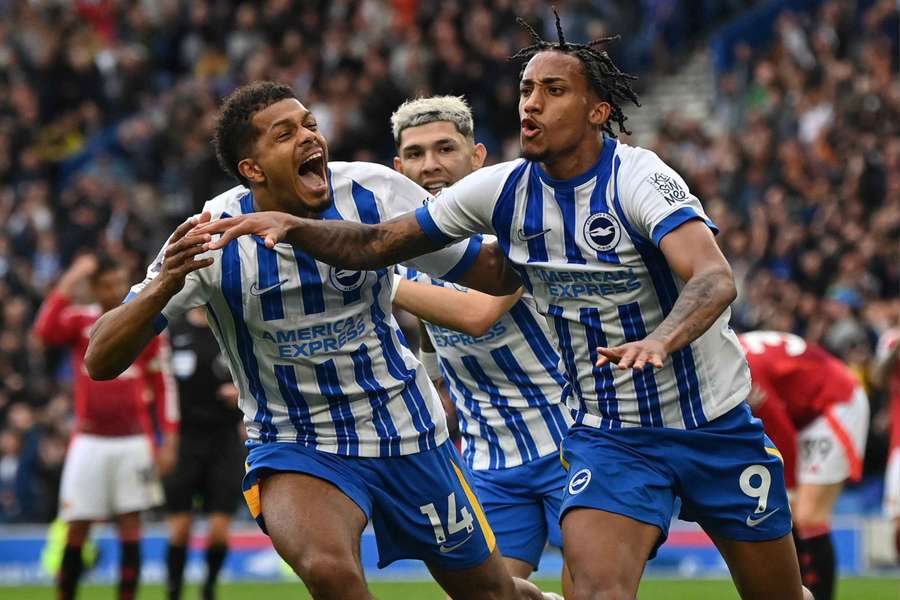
[297,150,327,191]
[521,118,541,139]
[423,181,449,195]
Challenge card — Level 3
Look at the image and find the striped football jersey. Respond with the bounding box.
[128,161,484,456]
[398,265,571,470]
[415,138,750,430]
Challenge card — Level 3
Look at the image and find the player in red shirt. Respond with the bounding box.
[874,326,900,561]
[740,331,869,600]
[33,254,179,600]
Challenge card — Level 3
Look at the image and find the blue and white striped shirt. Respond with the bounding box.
[415,138,750,430]
[398,266,571,470]
[129,162,483,456]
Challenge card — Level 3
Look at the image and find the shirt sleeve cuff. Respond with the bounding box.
[651,207,720,247]
[123,291,169,333]
[439,235,483,283]
[415,205,454,246]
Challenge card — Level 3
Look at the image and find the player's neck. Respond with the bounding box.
[539,137,604,181]
[251,187,322,219]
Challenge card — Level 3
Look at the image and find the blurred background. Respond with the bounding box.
[0,0,897,595]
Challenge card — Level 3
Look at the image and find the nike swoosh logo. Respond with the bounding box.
[249,278,288,296]
[517,227,551,242]
[745,508,780,527]
[439,533,473,553]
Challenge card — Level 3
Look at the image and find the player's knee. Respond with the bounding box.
[569,572,634,600]
[294,553,365,595]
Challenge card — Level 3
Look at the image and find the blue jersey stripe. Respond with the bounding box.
[617,302,663,427]
[611,157,706,426]
[587,137,621,264]
[369,277,436,451]
[273,364,316,445]
[491,161,530,257]
[507,302,569,389]
[351,344,401,456]
[292,250,326,315]
[340,181,384,305]
[255,244,285,321]
[221,237,278,442]
[547,305,585,421]
[651,206,719,247]
[489,346,567,446]
[523,166,549,263]
[579,307,620,426]
[239,193,254,214]
[440,236,483,283]
[462,355,540,463]
[315,359,359,455]
[550,184,587,265]
[415,206,454,245]
[441,359,503,469]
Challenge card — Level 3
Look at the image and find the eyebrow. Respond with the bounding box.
[402,138,459,152]
[269,110,312,132]
[520,76,568,85]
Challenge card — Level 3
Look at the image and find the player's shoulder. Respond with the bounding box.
[329,161,401,193]
[201,185,251,219]
[612,140,669,176]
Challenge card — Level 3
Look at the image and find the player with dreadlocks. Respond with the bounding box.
[196,10,811,599]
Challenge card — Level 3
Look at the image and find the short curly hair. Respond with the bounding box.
[213,81,297,185]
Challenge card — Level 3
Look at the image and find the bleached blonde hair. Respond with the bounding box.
[390,95,475,147]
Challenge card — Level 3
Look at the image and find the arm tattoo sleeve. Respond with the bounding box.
[286,213,443,270]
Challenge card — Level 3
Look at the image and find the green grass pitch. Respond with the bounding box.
[4,578,899,599]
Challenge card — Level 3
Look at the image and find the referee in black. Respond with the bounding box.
[164,307,245,600]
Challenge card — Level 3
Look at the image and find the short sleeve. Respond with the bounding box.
[377,167,483,281]
[125,230,212,333]
[617,149,718,247]
[414,160,522,244]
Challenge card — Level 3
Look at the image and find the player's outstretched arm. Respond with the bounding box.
[196,211,521,295]
[85,214,214,380]
[393,276,523,337]
[597,220,737,370]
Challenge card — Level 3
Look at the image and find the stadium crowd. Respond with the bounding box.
[0,0,896,524]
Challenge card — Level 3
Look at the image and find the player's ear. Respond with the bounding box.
[238,158,265,185]
[393,156,403,172]
[588,101,611,129]
[471,143,487,170]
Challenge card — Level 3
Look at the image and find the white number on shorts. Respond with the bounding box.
[419,492,475,544]
[739,465,772,513]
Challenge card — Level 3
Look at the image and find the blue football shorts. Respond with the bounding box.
[468,452,566,569]
[560,402,792,556]
[242,440,495,570]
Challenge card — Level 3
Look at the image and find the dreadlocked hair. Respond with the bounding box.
[510,7,640,137]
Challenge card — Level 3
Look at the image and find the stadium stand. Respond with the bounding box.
[0,0,895,539]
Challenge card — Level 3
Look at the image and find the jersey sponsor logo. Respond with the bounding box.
[261,315,368,357]
[249,278,289,296]
[439,532,474,553]
[583,213,621,252]
[329,268,367,292]
[533,267,641,298]
[427,321,507,347]
[745,507,780,527]
[517,227,552,242]
[568,468,592,495]
[646,172,688,205]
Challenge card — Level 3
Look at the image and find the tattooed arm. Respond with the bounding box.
[197,211,521,295]
[596,220,736,369]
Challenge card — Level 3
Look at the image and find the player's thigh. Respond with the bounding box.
[59,435,114,521]
[708,531,805,600]
[791,482,843,528]
[886,447,900,519]
[562,507,660,598]
[260,471,368,573]
[427,547,518,600]
[112,435,163,514]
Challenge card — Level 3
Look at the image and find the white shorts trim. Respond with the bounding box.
[797,387,869,486]
[885,447,900,519]
[59,434,163,521]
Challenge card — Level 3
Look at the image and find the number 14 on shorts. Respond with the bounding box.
[420,492,475,544]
